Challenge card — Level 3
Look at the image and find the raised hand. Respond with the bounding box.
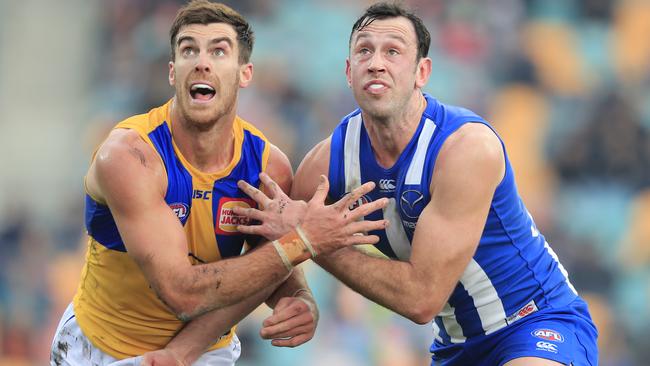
[233,172,307,240]
[298,175,389,255]
[236,174,389,257]
[260,294,318,348]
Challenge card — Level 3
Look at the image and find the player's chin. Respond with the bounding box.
[359,99,390,116]
[185,107,222,125]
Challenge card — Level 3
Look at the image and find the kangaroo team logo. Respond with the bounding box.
[400,190,425,219]
[216,198,255,235]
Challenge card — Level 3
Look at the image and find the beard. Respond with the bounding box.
[355,92,396,123]
[354,87,414,125]
[178,76,239,131]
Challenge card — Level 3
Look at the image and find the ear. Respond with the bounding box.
[168,61,176,86]
[239,63,253,88]
[345,58,352,88]
[415,57,432,89]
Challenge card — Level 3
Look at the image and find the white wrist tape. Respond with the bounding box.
[295,225,317,257]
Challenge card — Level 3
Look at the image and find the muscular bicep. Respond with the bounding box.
[92,130,191,292]
[410,123,505,301]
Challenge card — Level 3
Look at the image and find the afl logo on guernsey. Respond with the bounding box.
[400,190,425,219]
[216,197,256,235]
[169,203,189,220]
[347,194,372,211]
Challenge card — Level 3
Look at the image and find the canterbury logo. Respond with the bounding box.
[378,179,396,191]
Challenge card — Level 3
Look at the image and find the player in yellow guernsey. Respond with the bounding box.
[50,1,389,365]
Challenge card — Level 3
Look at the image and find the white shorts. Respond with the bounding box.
[51,303,241,366]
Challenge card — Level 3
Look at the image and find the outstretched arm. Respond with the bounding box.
[88,130,386,323]
[306,124,505,323]
[89,130,294,321]
[141,145,317,365]
[239,125,505,324]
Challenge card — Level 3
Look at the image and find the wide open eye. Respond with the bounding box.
[181,47,196,57]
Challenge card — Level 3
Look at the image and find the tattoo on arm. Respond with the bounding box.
[129,147,147,167]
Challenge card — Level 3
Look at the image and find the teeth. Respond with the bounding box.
[191,83,215,92]
[369,84,384,89]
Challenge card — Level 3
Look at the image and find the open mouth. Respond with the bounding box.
[364,80,388,94]
[190,83,216,101]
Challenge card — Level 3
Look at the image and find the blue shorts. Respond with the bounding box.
[430,298,598,366]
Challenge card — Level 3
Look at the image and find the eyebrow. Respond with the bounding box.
[177,36,234,48]
[354,32,409,45]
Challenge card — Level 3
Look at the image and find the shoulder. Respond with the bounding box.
[95,129,159,170]
[434,123,504,189]
[265,144,293,193]
[292,137,331,201]
[88,128,165,202]
[442,123,501,154]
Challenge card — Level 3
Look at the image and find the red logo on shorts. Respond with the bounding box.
[532,329,564,343]
[518,304,535,317]
[215,198,255,235]
[506,300,538,324]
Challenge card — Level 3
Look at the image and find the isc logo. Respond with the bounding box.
[532,329,564,343]
[193,190,212,200]
[215,198,255,235]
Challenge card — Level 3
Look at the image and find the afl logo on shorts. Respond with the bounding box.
[216,197,256,235]
[400,190,425,219]
[532,329,564,343]
[169,203,189,220]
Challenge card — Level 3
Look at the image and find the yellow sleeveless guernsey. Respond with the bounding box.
[74,100,270,359]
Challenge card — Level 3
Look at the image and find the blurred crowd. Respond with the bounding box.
[2,0,650,365]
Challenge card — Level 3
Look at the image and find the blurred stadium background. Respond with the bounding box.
[1,0,649,364]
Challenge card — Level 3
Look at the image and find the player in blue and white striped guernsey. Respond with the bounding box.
[235,2,598,365]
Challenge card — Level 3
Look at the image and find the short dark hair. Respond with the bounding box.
[350,2,430,60]
[169,0,254,63]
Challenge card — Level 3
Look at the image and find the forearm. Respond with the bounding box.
[265,267,313,309]
[167,243,293,320]
[315,247,439,323]
[166,284,277,365]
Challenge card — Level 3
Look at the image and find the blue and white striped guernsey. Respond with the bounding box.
[328,94,578,349]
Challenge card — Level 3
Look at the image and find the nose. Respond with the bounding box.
[195,52,211,73]
[367,52,386,73]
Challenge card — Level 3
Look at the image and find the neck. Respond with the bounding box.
[362,92,427,168]
[170,98,236,173]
